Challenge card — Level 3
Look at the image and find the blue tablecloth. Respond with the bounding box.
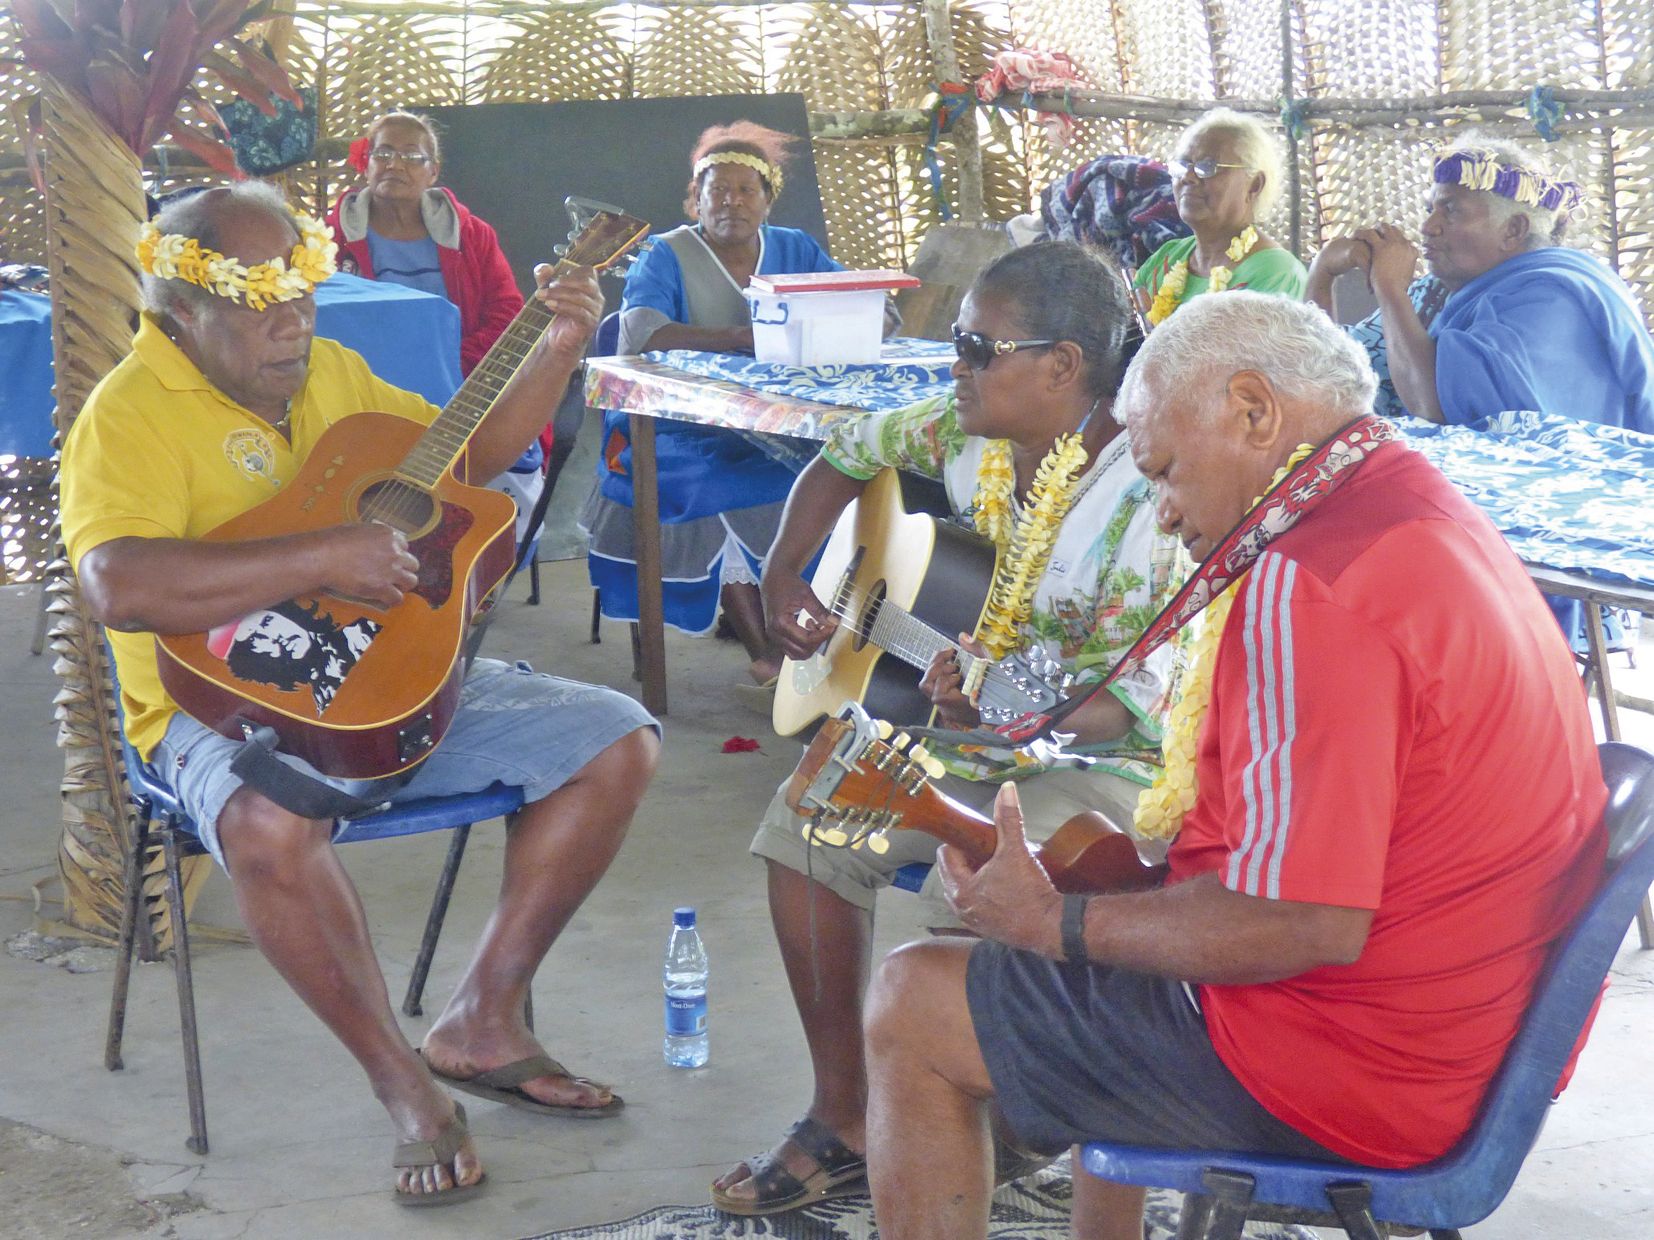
[0,273,463,457]
[644,348,1654,594]
[0,291,54,456]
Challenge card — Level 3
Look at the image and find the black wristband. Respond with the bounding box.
[1060,893,1092,965]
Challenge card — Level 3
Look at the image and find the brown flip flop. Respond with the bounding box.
[393,1101,486,1207]
[421,1049,624,1118]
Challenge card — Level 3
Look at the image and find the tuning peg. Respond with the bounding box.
[891,731,911,751]
[874,718,894,739]
[867,831,890,855]
[920,753,946,780]
[819,825,849,847]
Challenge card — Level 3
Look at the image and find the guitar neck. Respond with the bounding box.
[884,780,1000,865]
[861,600,980,679]
[392,294,563,489]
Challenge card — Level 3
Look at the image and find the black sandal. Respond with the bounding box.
[710,1116,868,1216]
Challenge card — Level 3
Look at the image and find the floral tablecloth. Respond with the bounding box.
[583,348,1654,595]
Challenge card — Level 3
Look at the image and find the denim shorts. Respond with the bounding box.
[148,658,659,869]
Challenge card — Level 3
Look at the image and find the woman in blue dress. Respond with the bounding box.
[583,123,857,697]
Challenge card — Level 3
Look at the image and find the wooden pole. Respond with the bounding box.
[919,0,983,223]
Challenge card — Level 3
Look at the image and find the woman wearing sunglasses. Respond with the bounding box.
[1134,108,1306,326]
[712,241,1183,1219]
[325,111,523,377]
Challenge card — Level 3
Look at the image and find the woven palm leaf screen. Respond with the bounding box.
[2,0,1650,589]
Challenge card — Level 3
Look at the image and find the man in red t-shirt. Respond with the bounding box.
[858,293,1608,1240]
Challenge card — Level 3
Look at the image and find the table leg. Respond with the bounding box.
[629,413,668,716]
[1584,604,1652,946]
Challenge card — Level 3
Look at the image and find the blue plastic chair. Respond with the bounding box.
[1080,742,1654,1240]
[103,708,525,1155]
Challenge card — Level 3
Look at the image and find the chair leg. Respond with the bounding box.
[29,579,49,656]
[524,989,534,1033]
[1200,1169,1255,1240]
[403,825,471,1018]
[590,590,602,644]
[105,813,152,1071]
[527,557,541,607]
[1325,1182,1387,1240]
[162,832,208,1155]
[629,621,642,682]
[1175,1193,1214,1240]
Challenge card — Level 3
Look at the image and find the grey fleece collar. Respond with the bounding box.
[336,187,461,249]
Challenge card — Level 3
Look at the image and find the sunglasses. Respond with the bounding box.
[1167,157,1250,181]
[951,325,1057,370]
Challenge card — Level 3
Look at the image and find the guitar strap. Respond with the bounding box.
[913,415,1401,749]
[229,719,405,820]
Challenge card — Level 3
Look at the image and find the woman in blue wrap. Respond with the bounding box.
[1308,135,1653,651]
[1306,136,1654,434]
[582,122,850,699]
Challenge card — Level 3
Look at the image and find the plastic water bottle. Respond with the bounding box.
[663,906,709,1068]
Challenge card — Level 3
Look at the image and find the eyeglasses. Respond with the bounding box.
[1167,157,1251,181]
[951,325,1057,371]
[370,147,434,167]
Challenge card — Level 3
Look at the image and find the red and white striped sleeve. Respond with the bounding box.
[1208,550,1410,908]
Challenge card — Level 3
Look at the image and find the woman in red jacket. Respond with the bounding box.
[326,111,523,375]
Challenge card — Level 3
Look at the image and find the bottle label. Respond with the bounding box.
[665,992,707,1036]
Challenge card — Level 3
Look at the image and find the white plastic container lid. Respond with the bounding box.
[748,269,921,295]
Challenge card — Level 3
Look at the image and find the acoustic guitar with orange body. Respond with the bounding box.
[155,209,650,781]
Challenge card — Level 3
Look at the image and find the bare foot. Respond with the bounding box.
[749,657,781,685]
[421,1022,616,1112]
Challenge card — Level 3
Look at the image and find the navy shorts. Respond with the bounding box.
[967,939,1351,1161]
[149,658,658,869]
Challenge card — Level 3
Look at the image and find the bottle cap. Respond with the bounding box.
[673,907,696,928]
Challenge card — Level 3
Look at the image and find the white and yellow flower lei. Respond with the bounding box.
[971,434,1091,659]
[136,212,337,311]
[1133,442,1315,841]
[1146,225,1259,326]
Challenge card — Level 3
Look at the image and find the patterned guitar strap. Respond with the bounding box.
[916,414,1400,749]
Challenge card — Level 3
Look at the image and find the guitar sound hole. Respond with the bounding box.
[356,479,436,537]
[850,580,886,652]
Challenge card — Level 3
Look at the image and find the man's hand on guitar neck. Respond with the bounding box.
[921,635,988,730]
[463,264,604,483]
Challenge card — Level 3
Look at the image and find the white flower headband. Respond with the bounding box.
[136,212,338,311]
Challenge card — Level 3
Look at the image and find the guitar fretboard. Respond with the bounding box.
[830,592,976,680]
[391,295,562,492]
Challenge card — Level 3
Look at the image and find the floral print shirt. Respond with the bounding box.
[821,393,1185,785]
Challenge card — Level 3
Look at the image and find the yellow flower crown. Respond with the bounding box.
[136,212,338,311]
[693,150,784,198]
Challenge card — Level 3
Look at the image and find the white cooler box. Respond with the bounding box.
[747,269,921,366]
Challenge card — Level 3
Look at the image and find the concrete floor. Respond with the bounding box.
[0,564,1650,1240]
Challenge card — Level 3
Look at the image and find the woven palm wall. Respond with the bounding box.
[2,0,1652,583]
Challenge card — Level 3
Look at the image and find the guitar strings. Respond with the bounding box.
[818,582,1026,693]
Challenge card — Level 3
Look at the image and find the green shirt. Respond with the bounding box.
[1134,235,1308,307]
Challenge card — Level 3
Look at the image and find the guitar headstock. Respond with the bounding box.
[555,197,651,276]
[785,702,948,854]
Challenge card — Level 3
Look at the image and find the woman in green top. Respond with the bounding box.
[1133,108,1307,326]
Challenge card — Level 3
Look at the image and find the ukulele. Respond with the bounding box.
[773,467,1072,736]
[155,209,650,781]
[785,702,1167,894]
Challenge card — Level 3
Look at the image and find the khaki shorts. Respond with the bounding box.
[750,761,1152,925]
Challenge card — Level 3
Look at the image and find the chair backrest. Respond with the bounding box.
[593,309,621,358]
[1420,741,1654,1214]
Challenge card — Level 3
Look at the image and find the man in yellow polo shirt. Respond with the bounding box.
[60,182,660,1206]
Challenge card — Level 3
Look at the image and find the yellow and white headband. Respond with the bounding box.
[693,150,783,198]
[136,212,338,312]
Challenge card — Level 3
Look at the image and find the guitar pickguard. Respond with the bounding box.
[408,502,474,609]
